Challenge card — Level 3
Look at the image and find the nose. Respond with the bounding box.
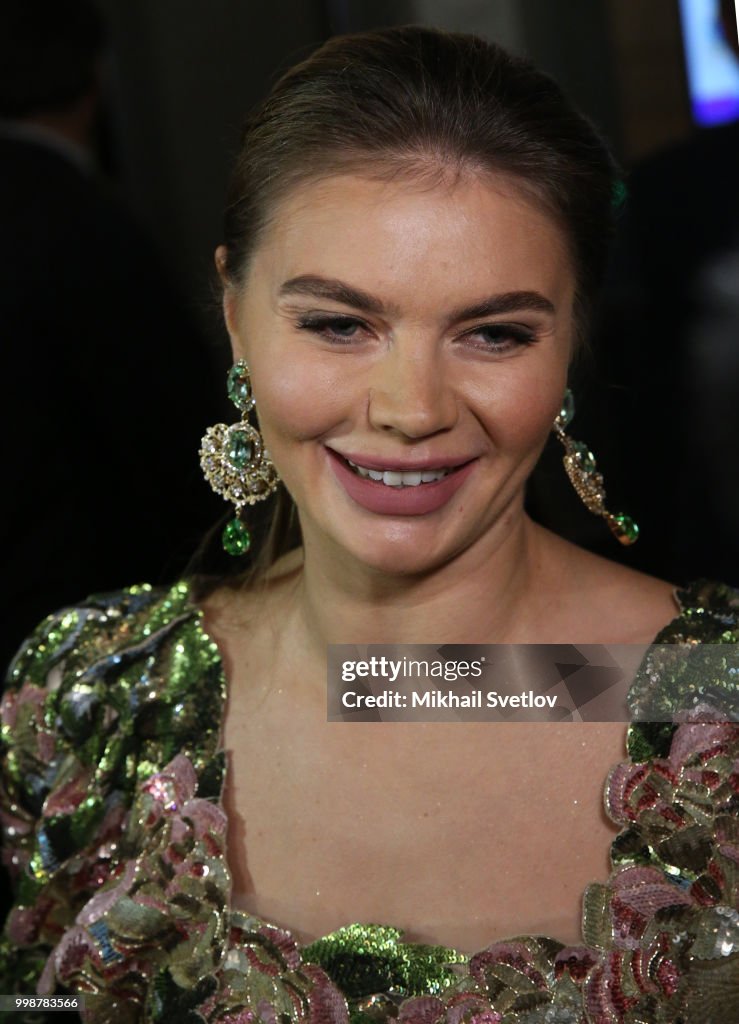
[367,337,458,438]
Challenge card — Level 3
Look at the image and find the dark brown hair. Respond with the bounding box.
[222,26,618,327]
[199,25,620,587]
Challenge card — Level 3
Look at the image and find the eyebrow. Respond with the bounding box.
[278,275,555,321]
[279,275,391,315]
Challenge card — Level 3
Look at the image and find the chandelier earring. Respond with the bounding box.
[552,388,639,546]
[200,360,280,555]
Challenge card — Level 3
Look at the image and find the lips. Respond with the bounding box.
[326,447,476,516]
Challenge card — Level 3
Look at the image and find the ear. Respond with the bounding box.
[215,246,243,360]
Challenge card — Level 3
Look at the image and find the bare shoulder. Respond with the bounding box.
[533,525,679,643]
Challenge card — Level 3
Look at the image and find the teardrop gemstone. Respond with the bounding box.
[222,517,251,556]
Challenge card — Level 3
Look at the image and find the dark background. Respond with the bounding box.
[93,0,690,320]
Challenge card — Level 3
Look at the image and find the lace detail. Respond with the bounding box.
[1,580,738,1023]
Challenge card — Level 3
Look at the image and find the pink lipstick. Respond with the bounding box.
[326,448,476,516]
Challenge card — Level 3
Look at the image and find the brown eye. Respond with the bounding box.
[466,324,537,352]
[296,315,367,344]
[326,318,361,338]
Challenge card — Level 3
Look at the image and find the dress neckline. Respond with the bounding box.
[179,576,703,958]
[8,575,738,1021]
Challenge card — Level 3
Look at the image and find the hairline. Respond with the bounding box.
[224,152,586,349]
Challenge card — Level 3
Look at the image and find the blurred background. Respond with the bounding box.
[87,0,735,317]
[87,0,725,313]
[2,0,739,672]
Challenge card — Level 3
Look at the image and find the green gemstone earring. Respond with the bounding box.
[552,388,639,546]
[200,361,279,555]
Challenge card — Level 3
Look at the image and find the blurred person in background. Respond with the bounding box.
[577,0,739,585]
[0,0,223,673]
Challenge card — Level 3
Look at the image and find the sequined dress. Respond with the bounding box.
[1,580,739,1024]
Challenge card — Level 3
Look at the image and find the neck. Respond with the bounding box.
[289,505,552,658]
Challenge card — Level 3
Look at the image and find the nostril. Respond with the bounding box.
[367,380,457,438]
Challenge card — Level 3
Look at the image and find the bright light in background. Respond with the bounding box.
[679,0,739,124]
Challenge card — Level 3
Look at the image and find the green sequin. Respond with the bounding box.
[1,578,739,1023]
[304,924,466,1000]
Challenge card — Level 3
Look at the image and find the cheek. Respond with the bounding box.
[466,364,566,452]
[248,348,353,445]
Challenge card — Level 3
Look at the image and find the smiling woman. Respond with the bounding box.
[221,173,572,577]
[2,25,739,1024]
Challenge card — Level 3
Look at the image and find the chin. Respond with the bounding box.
[331,521,469,579]
[358,549,442,578]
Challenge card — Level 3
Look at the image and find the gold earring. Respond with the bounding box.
[200,360,279,555]
[552,389,638,546]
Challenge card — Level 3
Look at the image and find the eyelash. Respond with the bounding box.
[296,315,364,344]
[295,315,537,352]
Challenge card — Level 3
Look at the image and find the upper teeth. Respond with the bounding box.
[346,459,451,487]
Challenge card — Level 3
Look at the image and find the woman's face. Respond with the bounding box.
[222,170,575,576]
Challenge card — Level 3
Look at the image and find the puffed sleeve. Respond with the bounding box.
[0,582,227,1009]
[0,598,118,997]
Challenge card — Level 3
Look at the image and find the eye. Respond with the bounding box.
[463,323,537,353]
[295,314,367,344]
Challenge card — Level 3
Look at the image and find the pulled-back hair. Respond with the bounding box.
[222,25,618,342]
[198,25,620,587]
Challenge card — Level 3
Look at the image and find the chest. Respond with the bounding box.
[220,674,627,951]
